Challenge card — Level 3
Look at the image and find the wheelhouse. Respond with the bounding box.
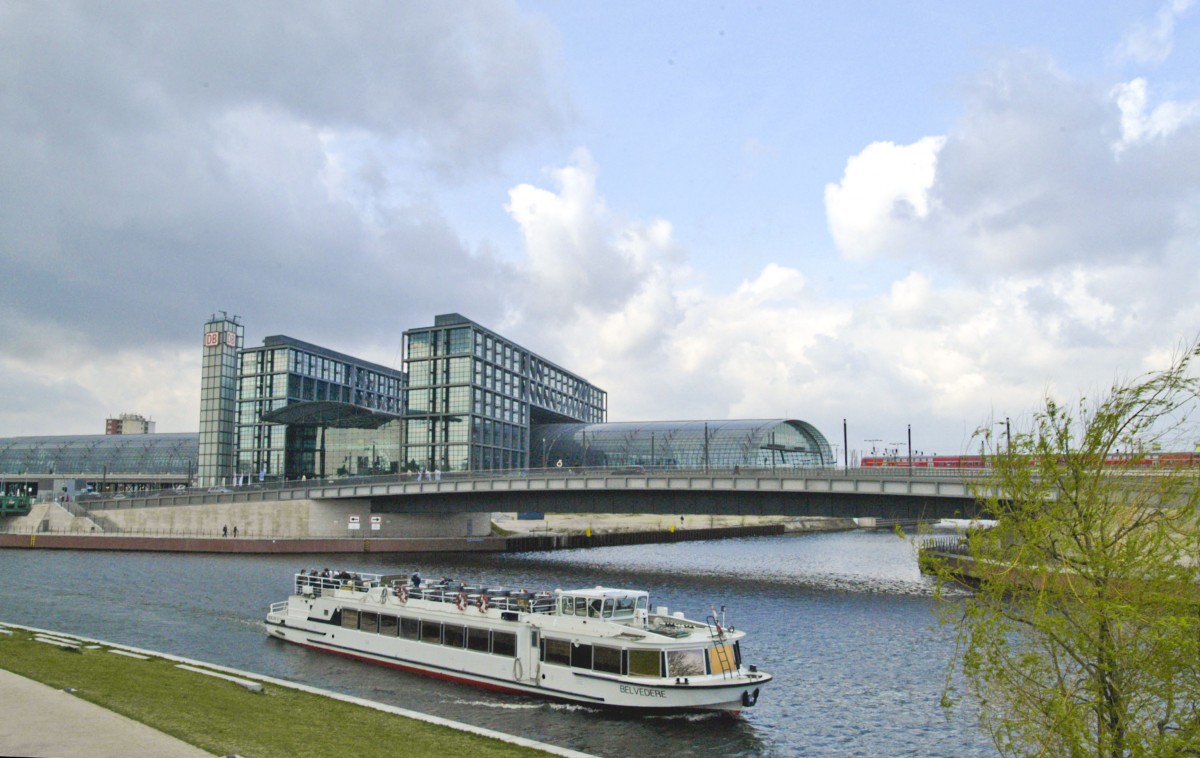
[555,588,648,622]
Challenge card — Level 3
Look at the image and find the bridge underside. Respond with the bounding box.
[368,488,984,521]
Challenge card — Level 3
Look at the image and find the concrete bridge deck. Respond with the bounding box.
[83,467,988,522]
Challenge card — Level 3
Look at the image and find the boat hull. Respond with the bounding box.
[265,613,768,714]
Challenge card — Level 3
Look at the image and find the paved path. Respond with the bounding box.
[0,668,213,758]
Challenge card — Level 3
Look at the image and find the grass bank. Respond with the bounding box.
[0,626,552,758]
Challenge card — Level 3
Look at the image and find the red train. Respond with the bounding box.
[861,452,1200,469]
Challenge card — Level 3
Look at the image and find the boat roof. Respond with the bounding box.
[557,587,647,599]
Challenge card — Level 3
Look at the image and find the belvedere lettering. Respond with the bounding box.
[620,684,666,698]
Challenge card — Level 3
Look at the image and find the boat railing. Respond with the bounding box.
[294,571,382,599]
[292,571,558,614]
[388,581,558,615]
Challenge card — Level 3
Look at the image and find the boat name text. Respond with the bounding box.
[620,684,666,698]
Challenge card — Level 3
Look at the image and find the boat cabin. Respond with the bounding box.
[555,588,648,623]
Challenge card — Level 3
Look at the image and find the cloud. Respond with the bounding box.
[1116,0,1196,66]
[826,54,1200,280]
[812,53,1200,448]
[1111,77,1200,151]
[823,137,945,261]
[0,2,564,433]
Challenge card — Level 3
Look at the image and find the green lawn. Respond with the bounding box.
[0,628,551,758]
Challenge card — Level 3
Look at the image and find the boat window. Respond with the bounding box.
[561,596,574,616]
[575,598,588,617]
[400,617,419,640]
[615,596,636,618]
[593,645,622,674]
[733,641,742,668]
[570,642,593,669]
[667,649,706,677]
[587,599,602,618]
[542,638,570,665]
[628,649,662,678]
[379,615,398,637]
[636,596,648,613]
[420,620,442,644]
[443,624,465,648]
[341,608,359,630]
[466,627,489,652]
[708,645,736,674]
[492,631,516,657]
[359,611,379,634]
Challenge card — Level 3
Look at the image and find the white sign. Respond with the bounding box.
[348,515,360,530]
[349,515,360,523]
[370,515,381,531]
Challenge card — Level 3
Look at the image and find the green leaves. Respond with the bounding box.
[932,339,1200,757]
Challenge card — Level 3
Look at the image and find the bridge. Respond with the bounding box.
[85,467,989,522]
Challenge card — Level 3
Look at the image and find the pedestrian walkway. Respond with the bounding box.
[0,667,213,758]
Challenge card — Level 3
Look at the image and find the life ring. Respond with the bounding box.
[455,592,467,611]
[398,586,408,604]
[379,587,389,604]
[476,594,489,612]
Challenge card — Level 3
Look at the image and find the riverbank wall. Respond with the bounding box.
[0,516,857,554]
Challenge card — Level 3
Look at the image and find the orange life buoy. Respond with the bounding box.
[476,594,489,612]
[455,592,467,611]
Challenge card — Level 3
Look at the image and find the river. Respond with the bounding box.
[0,530,993,756]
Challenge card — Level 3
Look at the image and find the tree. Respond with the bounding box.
[928,342,1200,757]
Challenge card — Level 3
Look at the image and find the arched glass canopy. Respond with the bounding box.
[0,433,199,476]
[531,419,833,470]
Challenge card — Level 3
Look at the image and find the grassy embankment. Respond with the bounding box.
[0,627,550,758]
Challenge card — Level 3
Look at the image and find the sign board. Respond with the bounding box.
[348,515,360,531]
[370,515,381,531]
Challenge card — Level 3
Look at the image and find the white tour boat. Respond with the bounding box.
[265,570,772,714]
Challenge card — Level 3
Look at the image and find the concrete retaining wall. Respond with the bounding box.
[0,533,507,553]
[1,502,99,533]
[91,499,491,539]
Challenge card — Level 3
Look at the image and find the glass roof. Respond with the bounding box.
[532,419,833,469]
[260,401,401,429]
[0,433,199,476]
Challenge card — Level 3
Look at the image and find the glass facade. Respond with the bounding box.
[236,336,404,481]
[532,420,834,470]
[403,313,607,473]
[198,314,242,487]
[0,433,198,493]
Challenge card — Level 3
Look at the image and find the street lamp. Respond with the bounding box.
[842,419,848,469]
[907,424,912,474]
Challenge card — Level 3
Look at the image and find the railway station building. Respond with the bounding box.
[1,312,834,495]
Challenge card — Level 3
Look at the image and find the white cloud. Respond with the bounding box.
[1116,0,1196,66]
[823,137,945,261]
[1111,77,1200,152]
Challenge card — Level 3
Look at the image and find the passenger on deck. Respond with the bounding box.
[411,572,422,588]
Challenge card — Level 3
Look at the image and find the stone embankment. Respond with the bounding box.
[1,506,856,554]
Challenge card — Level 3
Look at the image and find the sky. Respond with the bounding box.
[2,1,1199,459]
